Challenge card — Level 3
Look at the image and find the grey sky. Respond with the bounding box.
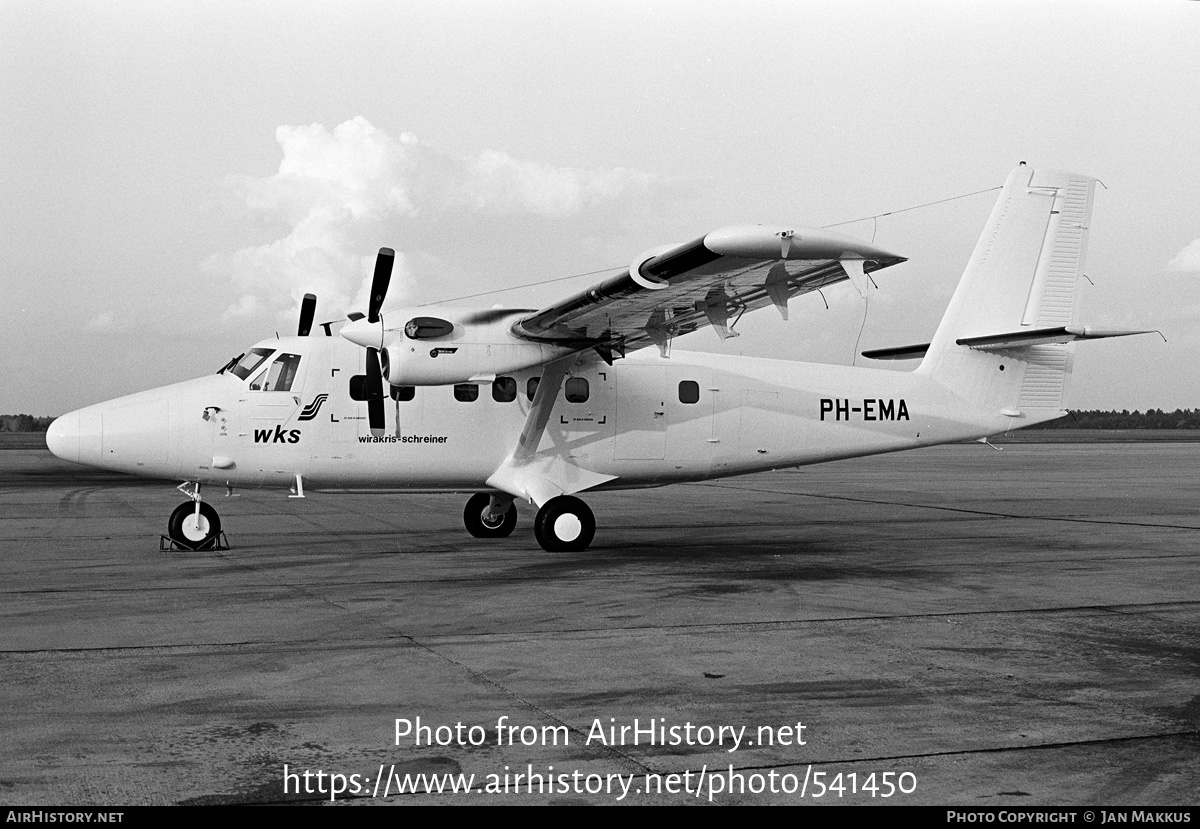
[3,0,1198,415]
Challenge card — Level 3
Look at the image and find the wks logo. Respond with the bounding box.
[253,394,324,442]
[254,426,300,444]
[298,394,328,421]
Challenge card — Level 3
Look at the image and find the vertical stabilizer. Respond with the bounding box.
[918,165,1096,425]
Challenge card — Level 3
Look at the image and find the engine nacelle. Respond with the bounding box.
[382,340,575,385]
[372,308,577,386]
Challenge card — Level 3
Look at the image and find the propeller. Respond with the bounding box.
[297,293,317,336]
[365,248,394,437]
[336,248,399,437]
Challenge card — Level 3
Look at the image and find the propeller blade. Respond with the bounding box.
[366,347,385,437]
[368,247,395,324]
[297,293,317,336]
[368,397,385,438]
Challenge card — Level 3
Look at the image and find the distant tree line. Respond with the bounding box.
[0,415,56,432]
[1030,409,1200,429]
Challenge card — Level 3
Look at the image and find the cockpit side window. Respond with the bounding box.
[228,348,274,380]
[249,353,302,392]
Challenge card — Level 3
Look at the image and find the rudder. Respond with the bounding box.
[918,164,1097,423]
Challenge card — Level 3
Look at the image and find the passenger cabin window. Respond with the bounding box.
[228,348,273,381]
[527,377,541,401]
[454,383,479,402]
[565,377,589,403]
[390,385,415,402]
[492,376,517,403]
[250,353,301,392]
[678,380,700,404]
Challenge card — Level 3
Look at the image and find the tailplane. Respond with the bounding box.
[911,164,1143,428]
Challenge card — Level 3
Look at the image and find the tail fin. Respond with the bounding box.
[918,164,1097,425]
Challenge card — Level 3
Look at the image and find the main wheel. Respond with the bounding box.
[167,501,221,549]
[463,493,517,538]
[533,496,595,552]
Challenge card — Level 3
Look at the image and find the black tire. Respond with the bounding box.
[167,501,221,549]
[463,493,517,538]
[533,496,595,552]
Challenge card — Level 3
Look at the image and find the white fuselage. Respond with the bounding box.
[47,335,1008,493]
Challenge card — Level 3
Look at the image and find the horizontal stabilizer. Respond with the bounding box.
[861,343,930,361]
[957,326,1152,351]
[864,326,1151,361]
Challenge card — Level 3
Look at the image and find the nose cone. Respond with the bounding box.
[46,411,80,463]
[341,317,384,350]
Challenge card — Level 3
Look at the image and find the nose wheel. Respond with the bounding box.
[167,501,223,549]
[533,496,595,552]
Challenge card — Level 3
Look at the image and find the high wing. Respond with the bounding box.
[512,224,905,357]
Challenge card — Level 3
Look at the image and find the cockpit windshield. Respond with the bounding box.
[249,353,302,392]
[222,348,274,381]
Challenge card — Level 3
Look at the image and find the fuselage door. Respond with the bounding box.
[242,352,308,446]
[665,366,715,474]
[614,364,667,460]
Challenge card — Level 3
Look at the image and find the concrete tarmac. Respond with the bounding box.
[1,439,1197,806]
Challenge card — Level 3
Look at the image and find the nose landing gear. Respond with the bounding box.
[162,482,228,551]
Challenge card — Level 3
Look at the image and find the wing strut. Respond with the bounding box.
[514,358,570,461]
[486,357,616,506]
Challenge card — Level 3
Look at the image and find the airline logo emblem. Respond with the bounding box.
[298,394,329,421]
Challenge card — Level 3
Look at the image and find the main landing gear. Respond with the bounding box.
[463,493,517,538]
[164,482,226,550]
[463,492,595,552]
[533,496,595,553]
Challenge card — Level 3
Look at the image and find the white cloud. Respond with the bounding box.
[85,311,115,332]
[1167,239,1200,272]
[205,117,660,325]
[464,149,656,217]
